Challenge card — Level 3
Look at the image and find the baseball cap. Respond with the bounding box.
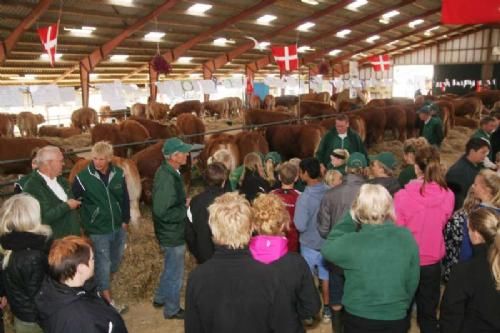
[265,151,282,164]
[369,152,397,169]
[346,152,367,168]
[162,137,193,155]
[417,105,431,114]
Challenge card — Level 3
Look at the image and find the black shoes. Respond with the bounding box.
[165,308,185,320]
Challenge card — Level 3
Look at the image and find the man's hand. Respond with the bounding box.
[67,199,81,209]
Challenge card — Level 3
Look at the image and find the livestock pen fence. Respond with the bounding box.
[0,112,340,197]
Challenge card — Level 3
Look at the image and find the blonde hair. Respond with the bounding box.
[0,194,52,268]
[91,141,114,159]
[208,149,233,171]
[477,169,500,207]
[462,187,481,215]
[351,184,395,225]
[324,170,343,187]
[265,160,277,186]
[239,152,263,186]
[36,145,62,167]
[278,162,298,185]
[252,193,290,235]
[468,208,500,290]
[208,192,252,249]
[289,158,301,168]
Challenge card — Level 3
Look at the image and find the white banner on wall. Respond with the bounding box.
[97,81,126,110]
[0,86,24,107]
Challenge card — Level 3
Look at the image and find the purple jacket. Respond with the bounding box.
[249,235,288,264]
[394,179,454,266]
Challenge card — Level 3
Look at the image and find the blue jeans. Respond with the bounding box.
[154,245,185,317]
[89,228,126,291]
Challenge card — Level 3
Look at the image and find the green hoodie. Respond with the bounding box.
[321,213,420,320]
[316,128,367,168]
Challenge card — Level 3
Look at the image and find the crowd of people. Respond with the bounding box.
[0,102,499,333]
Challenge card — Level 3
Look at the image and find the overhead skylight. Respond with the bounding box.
[336,29,351,38]
[64,26,96,37]
[379,10,399,24]
[257,41,271,49]
[40,53,62,61]
[301,0,319,5]
[213,37,235,46]
[90,74,99,80]
[409,19,424,28]
[187,3,212,15]
[351,52,367,58]
[329,49,342,56]
[144,31,165,41]
[366,35,380,43]
[346,0,368,12]
[12,74,36,80]
[177,57,193,64]
[297,45,315,53]
[296,22,315,32]
[388,40,400,46]
[110,54,129,62]
[424,26,439,36]
[256,14,277,25]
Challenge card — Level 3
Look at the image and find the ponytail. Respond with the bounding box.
[415,146,447,194]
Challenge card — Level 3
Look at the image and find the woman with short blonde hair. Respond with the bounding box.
[0,194,52,333]
[322,184,419,333]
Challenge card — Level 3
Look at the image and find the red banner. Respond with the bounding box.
[38,23,59,67]
[442,0,500,24]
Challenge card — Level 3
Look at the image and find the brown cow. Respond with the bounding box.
[434,100,455,137]
[39,126,82,138]
[198,134,239,171]
[168,100,203,119]
[17,112,45,137]
[38,125,60,137]
[249,95,261,109]
[235,131,269,165]
[131,141,192,204]
[0,114,15,137]
[299,101,337,119]
[203,99,229,119]
[318,114,366,142]
[0,137,51,174]
[71,107,98,131]
[275,95,300,114]
[131,103,147,118]
[382,105,407,142]
[68,156,142,225]
[263,95,275,111]
[146,101,169,120]
[454,116,480,128]
[223,97,242,117]
[266,124,325,160]
[118,120,151,154]
[350,107,387,145]
[244,110,295,127]
[176,113,205,144]
[464,90,500,109]
[91,124,127,157]
[300,92,330,104]
[401,104,418,138]
[451,97,482,119]
[127,116,178,139]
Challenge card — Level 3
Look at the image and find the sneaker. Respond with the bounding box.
[322,306,332,323]
[165,308,185,320]
[110,300,129,315]
[152,301,164,309]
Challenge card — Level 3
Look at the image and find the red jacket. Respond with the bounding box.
[272,188,301,252]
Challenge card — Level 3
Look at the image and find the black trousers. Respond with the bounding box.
[416,263,441,333]
[344,312,410,333]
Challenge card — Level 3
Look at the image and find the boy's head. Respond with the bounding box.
[324,170,343,187]
[278,162,298,186]
[48,236,94,285]
[299,157,321,181]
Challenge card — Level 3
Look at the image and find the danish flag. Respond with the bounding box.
[368,54,391,72]
[246,76,254,95]
[272,44,298,73]
[38,23,59,67]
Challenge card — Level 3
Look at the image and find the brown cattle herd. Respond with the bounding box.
[1,90,500,208]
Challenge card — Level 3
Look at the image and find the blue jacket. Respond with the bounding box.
[294,182,329,250]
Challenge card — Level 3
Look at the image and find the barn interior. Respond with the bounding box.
[0,1,499,332]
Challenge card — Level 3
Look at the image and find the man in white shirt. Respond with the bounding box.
[23,146,81,238]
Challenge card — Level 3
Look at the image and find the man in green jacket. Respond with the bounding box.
[23,146,81,239]
[72,141,130,313]
[152,137,193,320]
[316,114,367,171]
[418,105,444,147]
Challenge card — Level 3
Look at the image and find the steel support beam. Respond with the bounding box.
[123,0,278,81]
[0,0,55,64]
[80,62,90,109]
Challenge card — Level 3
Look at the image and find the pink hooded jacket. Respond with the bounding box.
[249,235,288,264]
[394,179,454,266]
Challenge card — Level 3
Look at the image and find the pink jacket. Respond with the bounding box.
[249,235,288,264]
[394,179,454,266]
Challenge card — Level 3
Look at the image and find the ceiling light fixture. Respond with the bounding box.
[301,0,319,5]
[110,54,129,62]
[256,14,277,25]
[257,41,271,49]
[366,35,380,43]
[297,45,314,53]
[144,31,165,41]
[336,29,351,38]
[379,10,399,24]
[388,40,399,46]
[329,49,342,56]
[64,26,96,36]
[40,53,62,61]
[187,3,212,15]
[297,22,315,32]
[409,19,424,28]
[424,26,440,36]
[177,57,193,64]
[346,0,368,12]
[213,37,235,46]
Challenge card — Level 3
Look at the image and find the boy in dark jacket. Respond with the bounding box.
[36,236,128,333]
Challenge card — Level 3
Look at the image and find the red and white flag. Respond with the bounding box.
[368,54,391,72]
[38,23,59,67]
[442,0,500,24]
[246,75,254,95]
[272,44,298,73]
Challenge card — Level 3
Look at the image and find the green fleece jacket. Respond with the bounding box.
[316,128,367,168]
[23,171,81,239]
[152,161,187,247]
[321,213,420,320]
[421,116,444,146]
